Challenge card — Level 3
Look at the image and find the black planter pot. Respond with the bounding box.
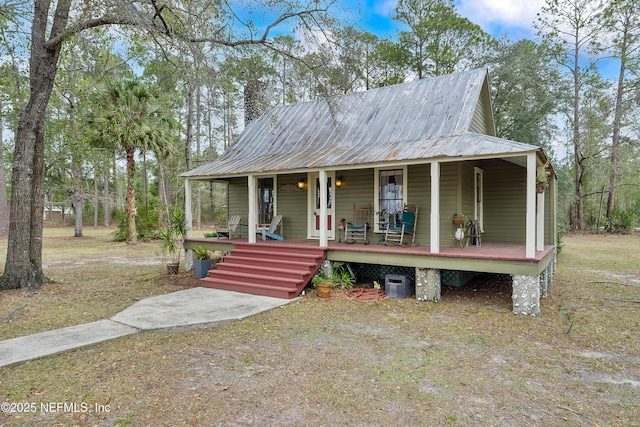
[193,259,212,279]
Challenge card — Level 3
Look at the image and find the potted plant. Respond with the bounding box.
[312,270,338,298]
[159,209,187,275]
[193,246,212,279]
[536,161,552,193]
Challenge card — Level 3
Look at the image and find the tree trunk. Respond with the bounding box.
[572,32,584,232]
[94,165,99,228]
[103,159,110,228]
[0,0,69,291]
[0,99,9,236]
[607,24,629,221]
[125,145,137,244]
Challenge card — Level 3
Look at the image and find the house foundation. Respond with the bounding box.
[512,274,540,315]
[415,268,440,302]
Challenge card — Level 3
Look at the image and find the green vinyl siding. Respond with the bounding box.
[334,169,375,231]
[228,177,248,222]
[483,159,526,243]
[407,164,430,244]
[276,174,308,240]
[439,163,458,246]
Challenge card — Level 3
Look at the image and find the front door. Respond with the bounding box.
[309,171,335,239]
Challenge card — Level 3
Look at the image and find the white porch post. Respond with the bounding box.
[184,178,193,238]
[248,175,257,244]
[319,169,328,247]
[526,153,536,258]
[430,161,440,253]
[537,191,545,252]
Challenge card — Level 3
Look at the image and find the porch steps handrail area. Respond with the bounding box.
[200,244,327,299]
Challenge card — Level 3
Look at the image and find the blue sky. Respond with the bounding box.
[340,0,546,41]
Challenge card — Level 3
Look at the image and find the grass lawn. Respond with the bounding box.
[0,228,639,426]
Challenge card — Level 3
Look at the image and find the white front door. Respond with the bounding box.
[308,171,335,239]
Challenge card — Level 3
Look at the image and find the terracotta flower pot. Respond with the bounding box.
[316,284,332,298]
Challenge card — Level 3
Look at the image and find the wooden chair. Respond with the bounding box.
[384,204,418,246]
[215,215,241,239]
[256,215,283,240]
[345,204,371,244]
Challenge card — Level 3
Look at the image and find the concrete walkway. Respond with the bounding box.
[0,287,295,368]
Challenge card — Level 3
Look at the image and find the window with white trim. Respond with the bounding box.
[374,167,407,232]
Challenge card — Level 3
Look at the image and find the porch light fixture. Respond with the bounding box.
[336,176,343,187]
[297,179,305,189]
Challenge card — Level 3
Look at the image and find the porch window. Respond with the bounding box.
[258,177,275,224]
[376,168,405,231]
[474,167,484,231]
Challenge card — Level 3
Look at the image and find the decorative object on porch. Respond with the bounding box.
[454,226,465,248]
[159,209,187,275]
[452,213,467,226]
[193,246,213,279]
[256,214,283,240]
[345,203,371,244]
[215,215,241,239]
[536,161,552,193]
[466,220,482,247]
[384,203,418,246]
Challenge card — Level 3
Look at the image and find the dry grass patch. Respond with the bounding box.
[0,231,639,426]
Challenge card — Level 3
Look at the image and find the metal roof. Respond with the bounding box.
[182,69,542,179]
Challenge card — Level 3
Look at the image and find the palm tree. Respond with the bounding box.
[86,79,177,243]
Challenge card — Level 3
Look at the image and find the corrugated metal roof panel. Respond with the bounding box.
[182,69,541,179]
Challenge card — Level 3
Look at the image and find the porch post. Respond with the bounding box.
[537,191,545,252]
[184,178,194,271]
[184,178,193,238]
[430,161,440,253]
[526,153,536,258]
[248,175,257,244]
[319,169,328,247]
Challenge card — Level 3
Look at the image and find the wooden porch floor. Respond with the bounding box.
[186,237,555,263]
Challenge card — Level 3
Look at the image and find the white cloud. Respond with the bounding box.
[373,0,398,16]
[457,0,545,31]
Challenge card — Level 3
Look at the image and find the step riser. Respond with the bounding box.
[201,279,295,299]
[209,271,302,287]
[226,256,316,269]
[230,249,324,262]
[215,263,310,281]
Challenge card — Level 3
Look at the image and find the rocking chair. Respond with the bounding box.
[384,204,418,246]
[345,203,371,244]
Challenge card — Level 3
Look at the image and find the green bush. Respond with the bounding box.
[604,205,637,234]
[111,205,161,241]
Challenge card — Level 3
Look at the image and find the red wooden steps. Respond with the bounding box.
[200,243,326,299]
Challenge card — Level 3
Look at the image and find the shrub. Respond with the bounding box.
[605,205,637,234]
[111,205,160,241]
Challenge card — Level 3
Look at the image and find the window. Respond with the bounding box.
[258,177,274,224]
[375,168,405,231]
[474,167,484,231]
[315,177,332,209]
